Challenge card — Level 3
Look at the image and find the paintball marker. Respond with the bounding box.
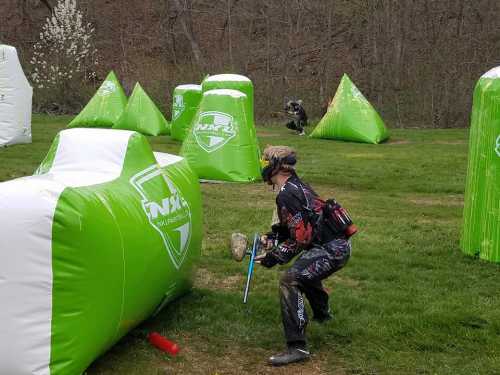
[231,232,261,304]
[270,110,300,120]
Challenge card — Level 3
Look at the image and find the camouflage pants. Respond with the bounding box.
[286,120,305,133]
[279,238,351,345]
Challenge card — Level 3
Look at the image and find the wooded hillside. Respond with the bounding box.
[2,0,500,127]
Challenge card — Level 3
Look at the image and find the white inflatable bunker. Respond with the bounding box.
[0,44,32,147]
[0,128,202,374]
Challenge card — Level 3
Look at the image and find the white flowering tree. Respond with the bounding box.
[30,0,98,94]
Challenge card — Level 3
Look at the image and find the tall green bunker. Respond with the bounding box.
[181,89,261,182]
[171,84,202,141]
[202,74,254,126]
[202,74,259,159]
[462,66,500,263]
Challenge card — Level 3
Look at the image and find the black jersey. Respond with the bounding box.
[267,174,326,264]
[286,101,308,125]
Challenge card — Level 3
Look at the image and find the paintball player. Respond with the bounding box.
[284,100,308,136]
[255,145,353,366]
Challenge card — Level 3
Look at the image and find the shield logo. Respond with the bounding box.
[98,81,117,97]
[130,165,192,269]
[172,94,185,121]
[193,111,237,153]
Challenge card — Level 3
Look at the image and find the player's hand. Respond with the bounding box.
[255,254,277,268]
[254,254,266,263]
[260,235,274,250]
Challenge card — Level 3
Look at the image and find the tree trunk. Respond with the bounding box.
[170,0,203,67]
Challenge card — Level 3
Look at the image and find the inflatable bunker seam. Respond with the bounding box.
[0,128,202,375]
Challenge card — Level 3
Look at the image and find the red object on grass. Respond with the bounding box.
[148,332,180,356]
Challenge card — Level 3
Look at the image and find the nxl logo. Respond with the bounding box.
[98,81,117,97]
[130,165,192,269]
[193,111,237,153]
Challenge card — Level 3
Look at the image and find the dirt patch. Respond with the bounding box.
[416,217,460,225]
[195,268,243,291]
[158,334,346,375]
[408,195,463,207]
[429,140,467,145]
[257,131,281,137]
[330,274,361,288]
[386,139,410,145]
[344,153,384,159]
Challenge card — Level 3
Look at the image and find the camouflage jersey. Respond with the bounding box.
[266,174,332,265]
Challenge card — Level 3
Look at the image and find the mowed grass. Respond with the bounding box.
[1,116,500,374]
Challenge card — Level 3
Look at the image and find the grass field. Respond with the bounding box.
[1,116,500,375]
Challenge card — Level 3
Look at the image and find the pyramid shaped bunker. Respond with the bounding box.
[68,71,127,128]
[461,66,500,263]
[114,82,170,136]
[310,74,389,144]
[181,89,261,182]
[0,44,32,147]
[171,84,202,141]
[0,128,202,374]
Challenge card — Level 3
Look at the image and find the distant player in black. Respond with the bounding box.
[256,145,352,366]
[284,100,308,136]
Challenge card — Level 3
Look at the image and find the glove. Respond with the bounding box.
[260,234,275,251]
[260,253,278,268]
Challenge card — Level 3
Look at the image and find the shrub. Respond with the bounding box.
[30,0,98,113]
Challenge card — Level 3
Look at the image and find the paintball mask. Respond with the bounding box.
[260,146,297,184]
[260,157,276,184]
[284,99,303,114]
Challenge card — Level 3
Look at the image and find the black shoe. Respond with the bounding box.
[268,347,310,366]
[313,312,333,323]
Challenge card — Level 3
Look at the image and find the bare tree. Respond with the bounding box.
[40,0,53,12]
[4,0,500,126]
[169,0,203,67]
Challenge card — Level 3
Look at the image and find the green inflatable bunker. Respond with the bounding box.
[181,89,261,182]
[114,83,170,136]
[0,128,202,374]
[68,71,127,128]
[202,74,259,159]
[310,74,389,144]
[462,66,500,263]
[171,84,202,141]
[202,74,254,125]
